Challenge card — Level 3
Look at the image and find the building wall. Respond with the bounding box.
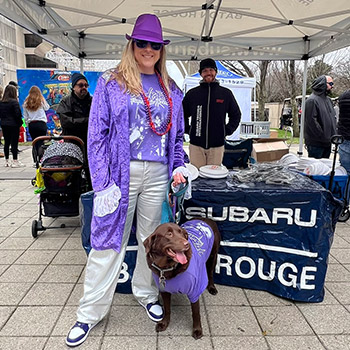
[0,15,24,86]
[0,14,59,89]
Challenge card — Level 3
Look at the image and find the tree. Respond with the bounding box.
[307,58,333,90]
[222,60,271,121]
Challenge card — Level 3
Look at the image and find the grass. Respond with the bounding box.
[272,128,300,144]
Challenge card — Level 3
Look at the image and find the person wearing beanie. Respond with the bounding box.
[338,90,350,174]
[182,58,241,168]
[304,75,336,159]
[57,72,91,143]
[8,80,18,87]
[57,72,92,188]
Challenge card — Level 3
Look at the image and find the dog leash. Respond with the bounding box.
[160,177,189,225]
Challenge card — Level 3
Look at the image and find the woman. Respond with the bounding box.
[338,90,350,175]
[66,14,189,347]
[0,85,24,167]
[23,86,49,164]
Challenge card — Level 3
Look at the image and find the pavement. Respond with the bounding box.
[1,144,350,350]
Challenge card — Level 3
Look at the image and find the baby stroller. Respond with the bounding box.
[31,135,89,238]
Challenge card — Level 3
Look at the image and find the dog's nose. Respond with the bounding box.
[183,241,190,249]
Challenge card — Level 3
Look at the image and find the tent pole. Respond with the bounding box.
[298,59,308,156]
[80,58,83,73]
[254,86,257,121]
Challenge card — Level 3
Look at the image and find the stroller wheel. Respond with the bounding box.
[338,207,350,222]
[32,220,38,238]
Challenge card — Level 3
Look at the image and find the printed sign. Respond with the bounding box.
[181,175,342,302]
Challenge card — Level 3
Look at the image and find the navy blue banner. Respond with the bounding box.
[182,173,342,302]
[80,173,342,301]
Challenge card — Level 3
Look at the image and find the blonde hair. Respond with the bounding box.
[112,40,171,95]
[24,86,44,111]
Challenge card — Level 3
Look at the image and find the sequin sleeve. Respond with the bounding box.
[172,85,185,170]
[88,74,121,210]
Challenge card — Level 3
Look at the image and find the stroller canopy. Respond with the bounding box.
[41,142,84,165]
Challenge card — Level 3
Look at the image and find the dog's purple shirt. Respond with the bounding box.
[153,220,214,303]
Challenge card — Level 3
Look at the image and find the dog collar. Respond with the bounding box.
[151,263,178,291]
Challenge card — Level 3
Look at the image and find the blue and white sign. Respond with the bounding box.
[182,174,342,302]
[80,173,342,301]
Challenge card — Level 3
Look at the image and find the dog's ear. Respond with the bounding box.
[144,233,156,254]
[181,228,188,240]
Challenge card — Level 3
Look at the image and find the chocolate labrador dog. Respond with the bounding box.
[144,218,220,339]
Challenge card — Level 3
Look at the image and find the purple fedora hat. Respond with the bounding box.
[126,14,170,45]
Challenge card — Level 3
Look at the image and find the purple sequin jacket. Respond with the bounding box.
[88,71,185,252]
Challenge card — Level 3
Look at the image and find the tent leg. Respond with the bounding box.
[254,86,257,121]
[298,59,308,156]
[80,58,84,74]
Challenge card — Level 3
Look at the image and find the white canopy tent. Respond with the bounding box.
[1,0,349,61]
[183,61,256,140]
[1,0,350,154]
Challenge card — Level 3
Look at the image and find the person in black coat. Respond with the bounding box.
[57,73,92,146]
[0,85,25,167]
[57,73,92,189]
[182,59,241,168]
[304,75,336,159]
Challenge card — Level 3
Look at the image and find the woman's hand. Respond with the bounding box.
[173,172,187,187]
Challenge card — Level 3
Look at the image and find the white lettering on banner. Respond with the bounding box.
[186,206,317,227]
[258,258,276,281]
[118,262,129,283]
[207,207,228,221]
[300,266,317,290]
[216,254,317,290]
[235,256,255,278]
[216,255,233,276]
[278,263,298,287]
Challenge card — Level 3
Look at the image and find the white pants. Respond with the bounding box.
[77,161,169,324]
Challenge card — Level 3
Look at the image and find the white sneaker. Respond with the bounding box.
[11,160,26,168]
[4,159,10,167]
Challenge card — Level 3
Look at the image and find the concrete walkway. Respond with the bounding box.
[0,145,350,350]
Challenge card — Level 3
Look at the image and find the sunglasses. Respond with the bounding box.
[76,83,89,88]
[327,81,334,86]
[134,39,163,51]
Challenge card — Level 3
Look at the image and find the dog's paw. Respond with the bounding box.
[156,320,169,332]
[207,284,218,295]
[192,328,203,340]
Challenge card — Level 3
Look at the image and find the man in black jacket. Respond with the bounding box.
[304,75,336,159]
[182,59,241,168]
[57,73,92,146]
[57,73,92,189]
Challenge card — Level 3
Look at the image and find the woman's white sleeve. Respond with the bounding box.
[93,183,121,217]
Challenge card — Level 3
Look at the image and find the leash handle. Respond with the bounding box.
[161,177,189,224]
